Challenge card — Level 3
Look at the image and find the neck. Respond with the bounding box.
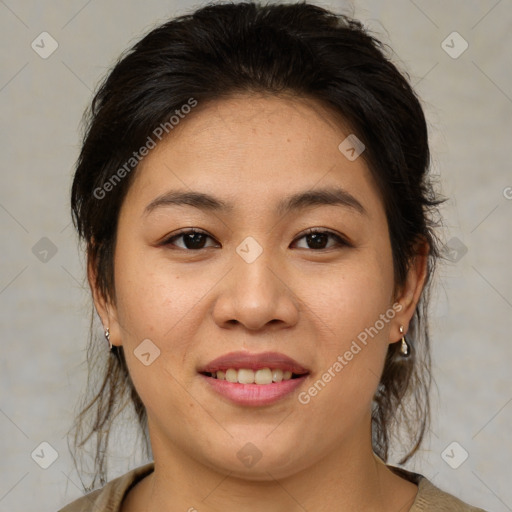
[129,419,418,512]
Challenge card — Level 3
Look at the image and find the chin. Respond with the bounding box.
[201,438,312,481]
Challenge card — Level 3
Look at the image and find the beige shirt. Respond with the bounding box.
[58,462,488,511]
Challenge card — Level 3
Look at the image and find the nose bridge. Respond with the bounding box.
[233,235,280,304]
[213,234,298,330]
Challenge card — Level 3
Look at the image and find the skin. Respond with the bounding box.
[90,93,428,512]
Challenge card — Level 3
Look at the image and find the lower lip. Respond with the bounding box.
[199,373,309,406]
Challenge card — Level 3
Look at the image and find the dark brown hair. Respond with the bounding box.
[68,0,445,491]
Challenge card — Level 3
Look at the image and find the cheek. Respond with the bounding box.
[316,250,395,340]
[302,248,395,410]
[112,251,202,417]
[298,293,394,441]
[113,247,200,342]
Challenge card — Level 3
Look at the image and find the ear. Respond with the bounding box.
[87,250,122,348]
[390,236,430,343]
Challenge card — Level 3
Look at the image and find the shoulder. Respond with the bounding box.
[413,477,488,511]
[388,465,488,512]
[57,462,155,512]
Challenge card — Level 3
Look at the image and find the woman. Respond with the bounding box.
[60,1,487,510]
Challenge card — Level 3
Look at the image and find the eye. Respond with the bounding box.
[161,229,219,250]
[161,228,350,251]
[292,228,350,250]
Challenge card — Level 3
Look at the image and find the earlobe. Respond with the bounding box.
[87,253,121,348]
[392,237,430,343]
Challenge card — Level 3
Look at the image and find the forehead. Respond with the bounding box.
[153,93,354,160]
[123,93,383,219]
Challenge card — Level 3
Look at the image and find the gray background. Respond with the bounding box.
[0,0,511,511]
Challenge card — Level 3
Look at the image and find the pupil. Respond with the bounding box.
[307,233,326,249]
[185,233,206,249]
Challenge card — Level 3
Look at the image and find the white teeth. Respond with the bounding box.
[272,369,283,382]
[255,368,273,384]
[238,368,256,384]
[211,368,295,383]
[225,369,238,383]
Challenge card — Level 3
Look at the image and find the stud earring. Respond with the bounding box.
[104,327,113,350]
[399,325,410,357]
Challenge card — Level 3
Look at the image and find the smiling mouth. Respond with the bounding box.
[198,368,310,406]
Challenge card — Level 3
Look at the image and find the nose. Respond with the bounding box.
[212,245,300,332]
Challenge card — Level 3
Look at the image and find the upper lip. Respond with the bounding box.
[198,351,310,374]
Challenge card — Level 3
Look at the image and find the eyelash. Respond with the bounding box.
[161,228,351,251]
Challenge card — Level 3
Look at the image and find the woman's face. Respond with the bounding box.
[97,94,419,479]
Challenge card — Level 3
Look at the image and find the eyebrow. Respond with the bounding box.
[143,186,367,217]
